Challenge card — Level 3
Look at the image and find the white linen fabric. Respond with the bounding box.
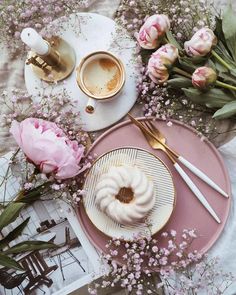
[1,1,236,294]
[210,140,236,294]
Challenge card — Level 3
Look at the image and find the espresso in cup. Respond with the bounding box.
[83,57,122,98]
[76,51,125,113]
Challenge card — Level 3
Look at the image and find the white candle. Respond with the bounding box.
[21,28,49,55]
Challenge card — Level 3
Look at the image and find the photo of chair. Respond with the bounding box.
[0,269,27,295]
[49,227,86,281]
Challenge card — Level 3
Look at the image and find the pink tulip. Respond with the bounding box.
[135,14,170,49]
[148,44,178,83]
[192,67,217,89]
[184,28,217,57]
[10,118,86,180]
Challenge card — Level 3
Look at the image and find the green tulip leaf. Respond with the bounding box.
[140,48,156,64]
[213,100,236,119]
[0,203,25,231]
[214,16,225,41]
[3,241,57,255]
[0,254,24,271]
[168,77,192,88]
[217,41,236,65]
[0,217,30,250]
[178,58,197,72]
[222,3,236,40]
[214,60,228,74]
[166,31,182,50]
[222,3,236,61]
[181,56,207,65]
[207,60,217,71]
[218,72,236,85]
[230,68,236,77]
[182,88,234,108]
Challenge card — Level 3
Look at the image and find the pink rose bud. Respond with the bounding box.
[192,66,217,89]
[10,118,86,180]
[184,28,217,57]
[135,14,170,49]
[148,44,178,84]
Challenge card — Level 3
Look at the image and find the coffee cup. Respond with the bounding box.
[76,51,125,114]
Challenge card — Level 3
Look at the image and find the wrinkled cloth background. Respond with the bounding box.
[1,1,236,294]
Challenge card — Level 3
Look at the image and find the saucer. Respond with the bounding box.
[24,13,138,132]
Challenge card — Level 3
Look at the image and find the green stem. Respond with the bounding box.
[216,80,236,91]
[212,50,233,71]
[172,67,192,78]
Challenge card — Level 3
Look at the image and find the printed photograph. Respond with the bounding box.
[0,153,102,295]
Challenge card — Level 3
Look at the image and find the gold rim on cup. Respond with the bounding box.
[76,51,126,100]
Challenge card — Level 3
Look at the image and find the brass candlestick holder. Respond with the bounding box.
[26,36,76,83]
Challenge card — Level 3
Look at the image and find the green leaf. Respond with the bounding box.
[207,60,217,71]
[15,182,51,204]
[17,190,42,204]
[166,31,182,50]
[222,3,236,61]
[140,48,155,64]
[214,59,229,73]
[0,217,30,249]
[213,100,236,119]
[178,58,197,72]
[222,3,236,39]
[216,41,236,65]
[168,77,192,88]
[0,253,24,271]
[181,56,207,65]
[0,203,25,231]
[230,68,236,77]
[214,16,225,41]
[3,241,57,255]
[182,88,234,108]
[218,72,236,85]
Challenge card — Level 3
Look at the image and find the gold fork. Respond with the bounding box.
[128,115,222,223]
[142,121,176,164]
[128,113,228,198]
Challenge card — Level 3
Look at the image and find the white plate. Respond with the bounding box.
[83,147,176,240]
[24,13,138,132]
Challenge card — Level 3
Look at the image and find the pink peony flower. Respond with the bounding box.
[184,28,217,57]
[192,66,217,89]
[10,118,86,180]
[135,14,170,49]
[148,44,178,83]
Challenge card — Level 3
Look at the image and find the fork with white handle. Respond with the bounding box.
[147,120,228,198]
[128,114,229,223]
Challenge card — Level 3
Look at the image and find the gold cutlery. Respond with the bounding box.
[128,113,225,223]
[128,113,228,198]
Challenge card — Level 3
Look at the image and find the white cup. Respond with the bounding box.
[76,51,126,114]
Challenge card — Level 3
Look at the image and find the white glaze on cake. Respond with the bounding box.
[95,165,155,225]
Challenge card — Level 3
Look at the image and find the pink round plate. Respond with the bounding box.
[77,118,231,254]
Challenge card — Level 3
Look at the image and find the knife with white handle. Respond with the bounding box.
[174,162,221,224]
[178,156,228,198]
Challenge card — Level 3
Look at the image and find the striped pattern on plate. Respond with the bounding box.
[83,147,175,240]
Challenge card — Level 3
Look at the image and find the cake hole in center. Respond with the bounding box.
[116,187,134,203]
